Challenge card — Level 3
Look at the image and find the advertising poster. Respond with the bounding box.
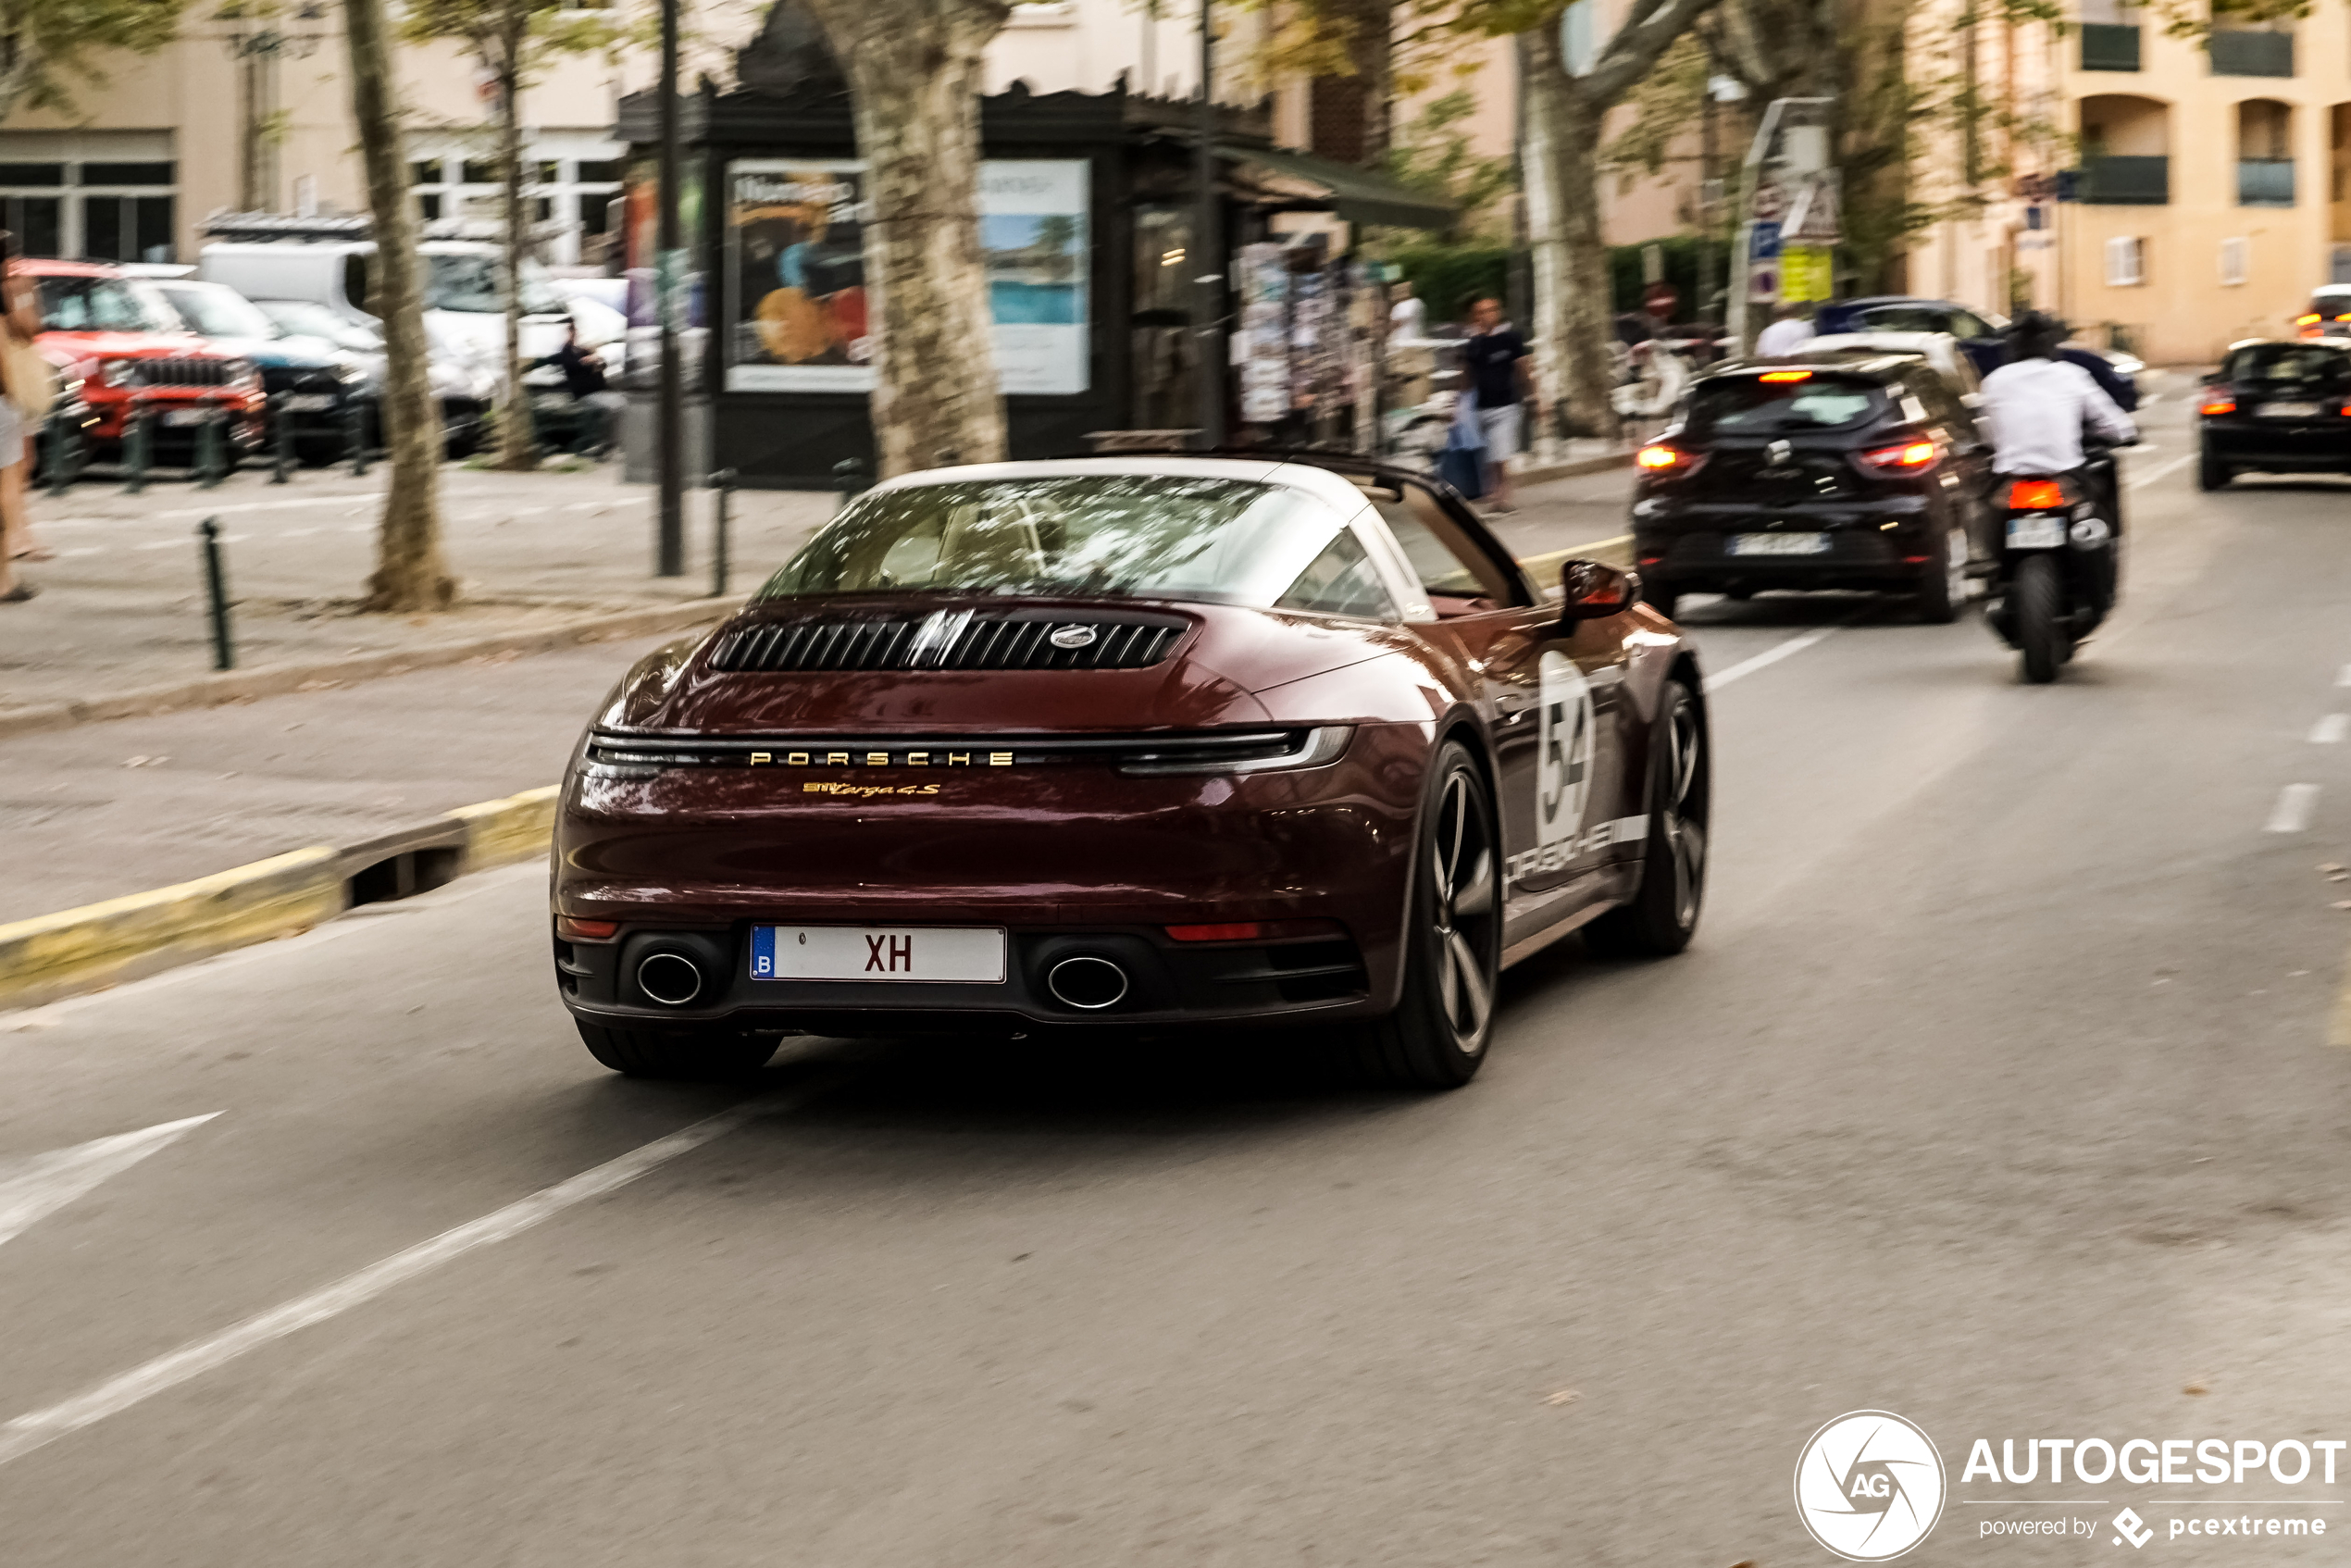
[725,158,1088,394]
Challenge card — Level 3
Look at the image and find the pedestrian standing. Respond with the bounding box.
[1388,280,1426,344]
[1460,295,1532,513]
[0,230,45,604]
[1755,301,1817,357]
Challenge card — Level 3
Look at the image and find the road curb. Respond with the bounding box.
[1516,451,1634,486]
[0,785,562,1013]
[0,599,742,742]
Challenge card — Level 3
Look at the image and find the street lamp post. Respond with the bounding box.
[1192,0,1225,449]
[218,2,329,215]
[655,0,686,578]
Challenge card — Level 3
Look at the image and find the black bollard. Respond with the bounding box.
[709,467,736,597]
[194,406,226,490]
[271,392,295,484]
[197,517,235,671]
[121,398,150,495]
[42,406,72,496]
[832,456,867,516]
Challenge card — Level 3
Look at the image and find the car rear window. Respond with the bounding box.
[2225,343,2351,388]
[1688,373,1887,434]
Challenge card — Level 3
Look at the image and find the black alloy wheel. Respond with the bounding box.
[2012,553,2067,684]
[1586,678,1709,956]
[1352,742,1501,1090]
[2197,442,2233,491]
[1914,521,1967,624]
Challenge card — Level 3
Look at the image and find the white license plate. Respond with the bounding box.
[161,408,213,428]
[1728,531,1830,556]
[751,925,1006,984]
[2258,401,2322,418]
[280,393,336,412]
[2007,515,2065,548]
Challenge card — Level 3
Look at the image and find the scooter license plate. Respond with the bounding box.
[2006,515,2066,549]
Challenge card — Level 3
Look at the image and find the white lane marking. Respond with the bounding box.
[2126,453,2193,491]
[0,1089,812,1470]
[2266,783,2320,833]
[2338,665,2351,688]
[1704,621,1850,691]
[0,1114,220,1251]
[2310,714,2349,744]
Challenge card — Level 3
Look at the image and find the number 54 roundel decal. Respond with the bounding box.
[1536,650,1596,849]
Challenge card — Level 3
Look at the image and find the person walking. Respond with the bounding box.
[0,230,45,604]
[1755,301,1816,357]
[1460,295,1532,513]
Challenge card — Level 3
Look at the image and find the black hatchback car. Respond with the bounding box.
[1629,352,1993,620]
[2196,340,2351,489]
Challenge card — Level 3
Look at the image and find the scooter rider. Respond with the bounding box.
[1979,310,2136,525]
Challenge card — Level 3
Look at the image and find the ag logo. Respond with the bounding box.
[1793,1411,1946,1562]
[1536,651,1595,849]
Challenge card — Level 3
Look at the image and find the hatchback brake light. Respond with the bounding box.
[1857,439,1938,473]
[2198,388,2236,416]
[1635,443,1695,473]
[2007,479,2067,510]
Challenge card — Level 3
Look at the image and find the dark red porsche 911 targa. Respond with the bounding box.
[552,454,1710,1089]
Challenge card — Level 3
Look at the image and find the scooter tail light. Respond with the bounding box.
[1858,439,1939,473]
[2007,479,2067,510]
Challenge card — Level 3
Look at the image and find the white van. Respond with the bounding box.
[198,240,622,386]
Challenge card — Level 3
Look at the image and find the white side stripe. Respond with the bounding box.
[0,1090,813,1471]
[2266,784,2320,833]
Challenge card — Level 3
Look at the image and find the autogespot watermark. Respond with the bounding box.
[1796,1413,2345,1557]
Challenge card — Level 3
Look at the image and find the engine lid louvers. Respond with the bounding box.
[709,609,1186,674]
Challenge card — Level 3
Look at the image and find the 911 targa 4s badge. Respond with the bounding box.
[552,454,1711,1090]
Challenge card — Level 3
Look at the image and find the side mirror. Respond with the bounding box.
[1560,559,1638,620]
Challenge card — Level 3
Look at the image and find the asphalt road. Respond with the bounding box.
[4,395,2350,1566]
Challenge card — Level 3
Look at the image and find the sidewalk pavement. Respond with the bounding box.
[2,457,1637,932]
[0,458,838,727]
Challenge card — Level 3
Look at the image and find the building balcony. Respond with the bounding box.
[2209,29,2294,76]
[2239,157,2295,205]
[2080,23,2141,71]
[2082,156,2169,205]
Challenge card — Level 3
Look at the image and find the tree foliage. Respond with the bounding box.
[0,0,193,122]
[1383,84,1516,233]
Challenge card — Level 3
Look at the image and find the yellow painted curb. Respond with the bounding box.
[447,785,562,871]
[0,783,567,1013]
[0,848,346,1012]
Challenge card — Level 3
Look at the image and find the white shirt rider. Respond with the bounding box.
[1979,355,2135,475]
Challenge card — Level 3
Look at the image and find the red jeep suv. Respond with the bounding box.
[25,260,264,456]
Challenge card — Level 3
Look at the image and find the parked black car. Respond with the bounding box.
[2196,340,2351,489]
[1629,351,1994,621]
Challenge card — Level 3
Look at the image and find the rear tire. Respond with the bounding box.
[1914,521,1966,624]
[2197,443,2233,491]
[1586,678,1709,957]
[1349,742,1500,1091]
[2014,553,2066,684]
[576,1021,777,1080]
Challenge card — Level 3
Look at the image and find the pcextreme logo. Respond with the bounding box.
[1794,1411,1948,1562]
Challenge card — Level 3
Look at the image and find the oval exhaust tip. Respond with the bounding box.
[636,952,705,1007]
[1046,954,1128,1011]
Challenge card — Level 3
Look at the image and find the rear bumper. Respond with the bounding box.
[1634,497,1941,590]
[2202,419,2351,469]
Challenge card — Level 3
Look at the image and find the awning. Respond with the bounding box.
[1217,143,1457,231]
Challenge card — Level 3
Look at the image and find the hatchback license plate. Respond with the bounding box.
[2007,515,2065,548]
[751,925,1006,983]
[1729,531,1829,556]
[280,393,336,412]
[2258,401,2321,418]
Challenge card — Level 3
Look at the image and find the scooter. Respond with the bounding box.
[1983,443,2123,683]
